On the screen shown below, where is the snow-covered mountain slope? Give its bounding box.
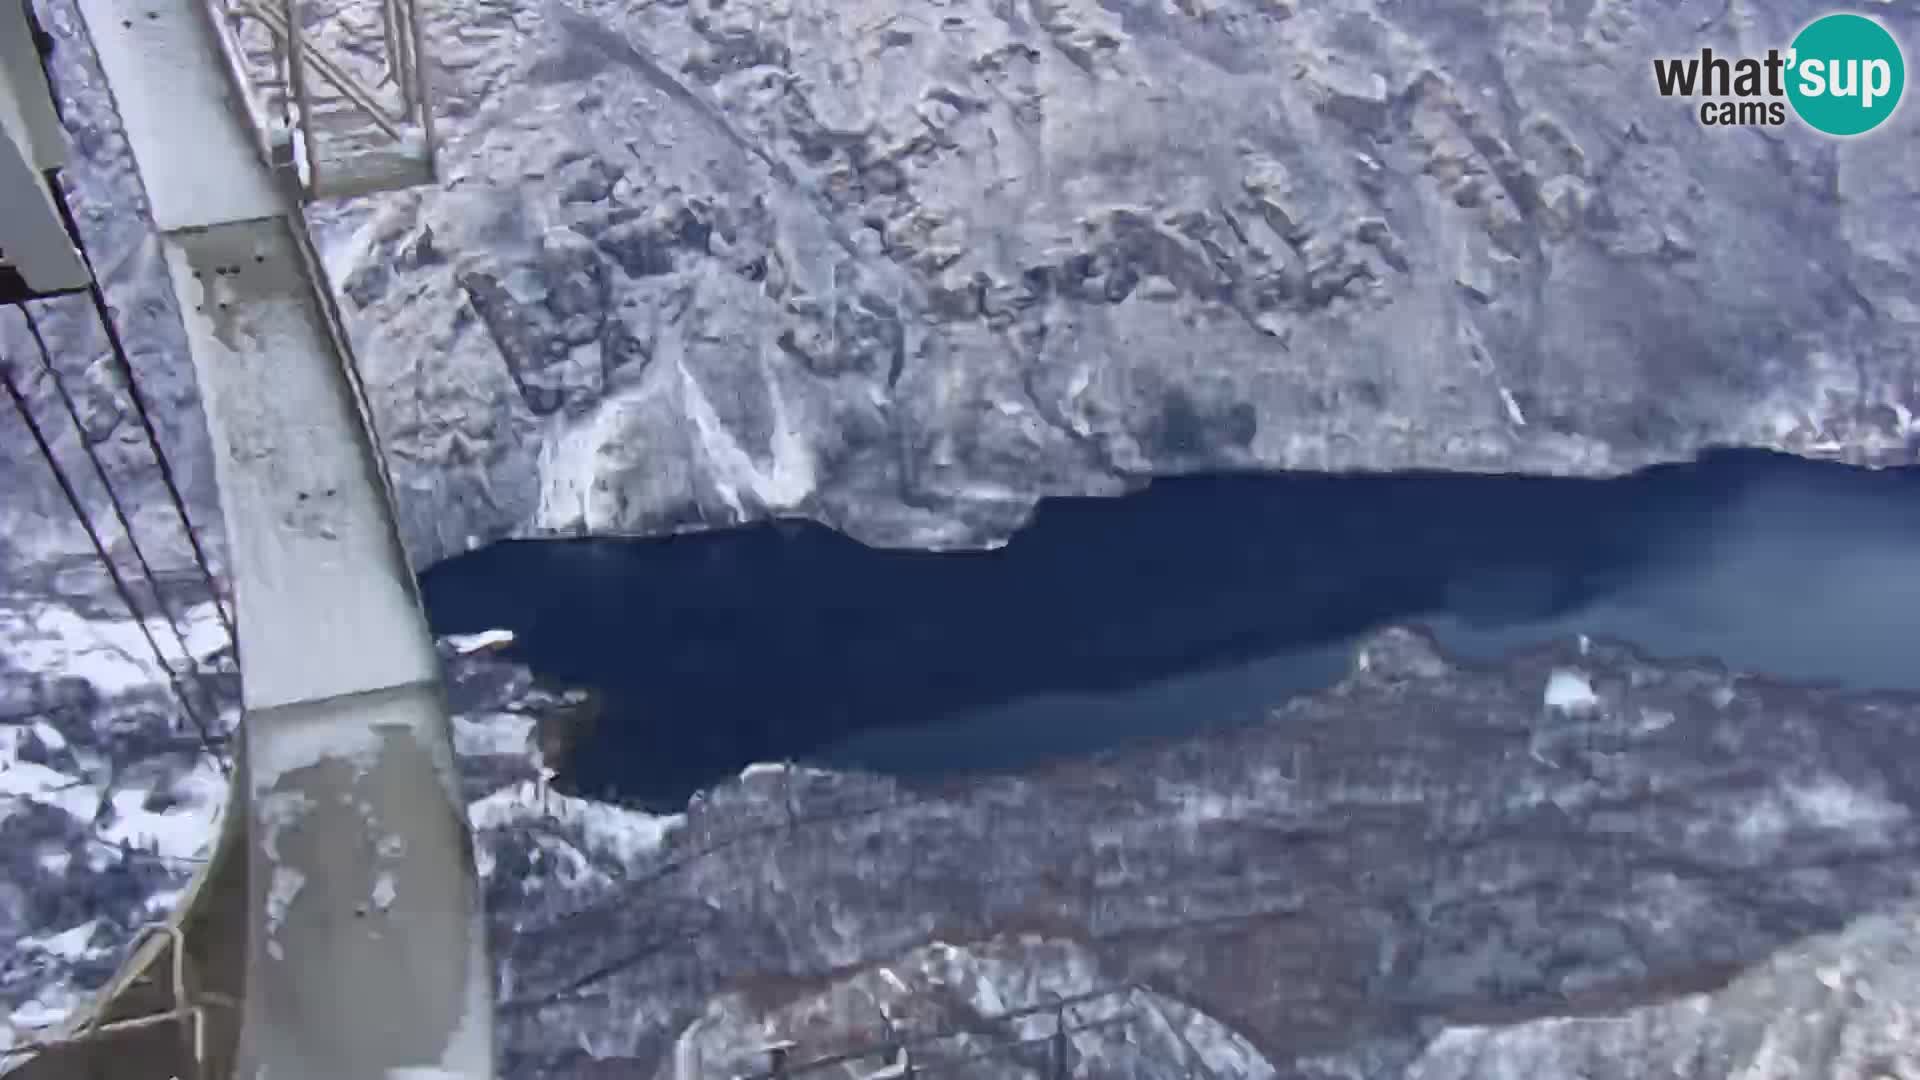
[0,601,233,1057]
[1406,901,1920,1080]
[327,0,1920,562]
[661,935,1280,1079]
[7,0,1920,1075]
[473,627,1920,1079]
[6,0,1920,585]
[9,616,1920,1079]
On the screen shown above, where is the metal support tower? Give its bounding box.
[0,0,89,303]
[0,0,484,1075]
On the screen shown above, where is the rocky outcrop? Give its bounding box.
[331,0,1920,563]
[1407,901,1920,1080]
[8,0,1920,581]
[660,935,1282,1079]
[8,0,1920,1077]
[9,615,1920,1078]
[477,627,1920,1078]
[0,600,233,1052]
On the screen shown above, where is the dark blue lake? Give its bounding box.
[419,450,1920,810]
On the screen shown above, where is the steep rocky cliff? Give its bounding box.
[471,626,1920,1078]
[334,0,1920,564]
[7,0,1920,582]
[0,601,234,1051]
[7,617,1920,1078]
[6,0,1920,1076]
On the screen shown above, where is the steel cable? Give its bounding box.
[1,354,229,773]
[44,174,235,645]
[14,306,205,675]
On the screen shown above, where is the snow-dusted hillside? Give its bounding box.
[0,601,233,1055]
[10,611,1920,1079]
[6,0,1920,586]
[325,0,1920,563]
[663,935,1280,1079]
[7,0,1920,1074]
[474,626,1920,1078]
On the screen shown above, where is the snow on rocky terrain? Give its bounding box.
[324,0,1920,564]
[663,935,1281,1079]
[7,0,1920,1075]
[464,626,1920,1079]
[10,603,1920,1079]
[0,601,233,1056]
[7,0,1920,582]
[1405,902,1920,1080]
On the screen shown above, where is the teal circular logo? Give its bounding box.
[1787,13,1905,136]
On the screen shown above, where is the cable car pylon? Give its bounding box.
[0,0,486,1076]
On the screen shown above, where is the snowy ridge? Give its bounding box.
[89,758,227,866]
[0,601,228,701]
[0,596,233,1054]
[667,935,1279,1080]
[10,589,1920,1080]
[1543,668,1600,713]
[447,628,516,656]
[452,710,535,759]
[0,622,523,1056]
[0,625,629,1055]
[467,780,683,883]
